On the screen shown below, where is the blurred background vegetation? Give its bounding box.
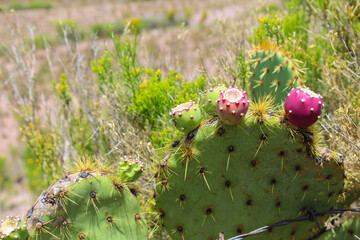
[0,0,360,237]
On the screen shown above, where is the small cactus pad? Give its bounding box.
[0,216,28,240]
[216,87,249,125]
[26,171,148,239]
[156,105,345,239]
[285,87,323,128]
[249,47,301,104]
[320,217,360,240]
[171,101,202,133]
[199,85,227,115]
[118,156,144,182]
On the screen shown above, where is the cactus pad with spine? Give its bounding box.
[155,102,345,239]
[26,171,148,240]
[249,47,302,104]
[0,216,28,240]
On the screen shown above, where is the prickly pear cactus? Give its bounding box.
[26,162,148,240]
[155,96,345,239]
[0,216,28,240]
[249,45,302,104]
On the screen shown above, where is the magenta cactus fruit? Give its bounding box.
[170,101,202,132]
[285,87,323,128]
[216,87,249,125]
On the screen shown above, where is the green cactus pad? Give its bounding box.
[200,85,227,115]
[156,112,345,239]
[249,47,302,104]
[320,217,360,240]
[118,156,144,182]
[26,171,148,240]
[0,216,28,240]
[170,101,202,133]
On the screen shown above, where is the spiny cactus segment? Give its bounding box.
[156,95,345,240]
[0,216,28,240]
[199,84,227,115]
[118,155,144,182]
[249,46,302,104]
[285,87,323,128]
[170,101,202,133]
[216,87,249,125]
[26,164,148,239]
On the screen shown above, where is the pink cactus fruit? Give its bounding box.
[216,87,249,125]
[285,87,324,128]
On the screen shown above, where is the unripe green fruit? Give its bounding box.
[170,101,202,133]
[118,155,143,182]
[199,85,227,115]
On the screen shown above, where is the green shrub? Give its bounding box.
[28,1,52,10]
[7,0,52,11]
[55,19,79,39]
[28,34,58,49]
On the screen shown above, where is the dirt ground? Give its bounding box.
[0,0,279,219]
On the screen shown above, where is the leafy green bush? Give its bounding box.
[55,19,80,40]
[28,1,52,10]
[7,0,52,11]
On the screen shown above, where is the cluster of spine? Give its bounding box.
[0,216,28,240]
[248,46,302,104]
[23,158,148,240]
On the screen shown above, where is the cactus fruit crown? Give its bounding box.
[171,100,202,133]
[156,86,344,239]
[0,216,28,240]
